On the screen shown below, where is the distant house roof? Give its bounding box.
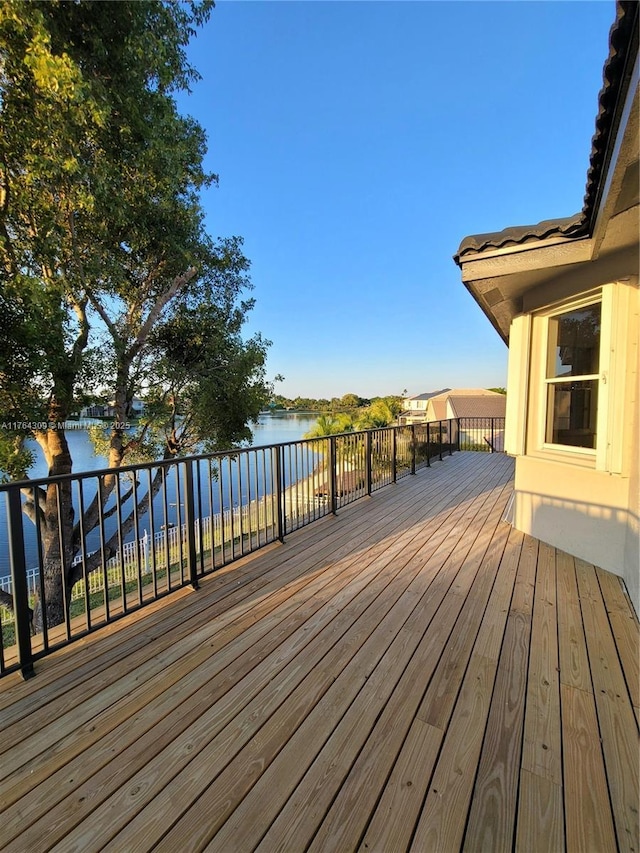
[407,388,451,402]
[426,388,505,421]
[428,388,502,401]
[448,394,506,419]
[454,1,638,265]
[429,399,448,421]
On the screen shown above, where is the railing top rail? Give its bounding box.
[0,418,504,492]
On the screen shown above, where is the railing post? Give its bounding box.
[410,425,416,475]
[6,488,35,679]
[391,427,397,483]
[456,417,461,452]
[426,424,431,467]
[182,460,199,590]
[449,419,453,456]
[329,436,338,515]
[365,431,372,496]
[439,421,443,462]
[272,445,285,542]
[490,418,495,453]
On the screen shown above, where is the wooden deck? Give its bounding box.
[0,452,637,852]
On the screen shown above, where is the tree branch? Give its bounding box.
[69,294,90,368]
[85,286,119,340]
[68,466,166,587]
[128,266,197,359]
[20,484,47,525]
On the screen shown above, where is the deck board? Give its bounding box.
[462,533,535,853]
[0,452,637,853]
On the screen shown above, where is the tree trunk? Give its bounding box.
[31,423,75,632]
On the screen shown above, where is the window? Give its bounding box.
[514,281,633,472]
[544,302,601,450]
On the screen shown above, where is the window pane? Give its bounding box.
[548,304,600,378]
[546,380,598,448]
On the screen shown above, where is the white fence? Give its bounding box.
[0,502,261,624]
[1,469,339,626]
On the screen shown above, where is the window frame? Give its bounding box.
[530,289,612,467]
[542,297,602,453]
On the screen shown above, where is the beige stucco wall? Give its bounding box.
[622,283,639,612]
[513,458,638,612]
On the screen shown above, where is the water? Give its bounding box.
[0,413,321,577]
[21,412,320,479]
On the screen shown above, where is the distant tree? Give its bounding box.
[488,387,507,395]
[339,393,360,409]
[356,400,396,429]
[370,395,403,418]
[303,414,354,439]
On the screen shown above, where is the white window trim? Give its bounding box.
[523,281,634,474]
[504,314,531,456]
[531,289,608,467]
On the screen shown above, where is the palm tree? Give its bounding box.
[303,414,354,439]
[355,400,395,429]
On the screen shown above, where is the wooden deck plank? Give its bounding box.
[0,453,635,853]
[556,550,618,853]
[462,533,537,853]
[404,528,523,853]
[596,566,640,719]
[556,549,592,693]
[357,719,443,853]
[516,541,565,851]
[520,541,562,784]
[515,770,564,853]
[575,559,640,853]
[561,682,617,853]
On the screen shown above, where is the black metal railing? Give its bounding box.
[0,417,504,679]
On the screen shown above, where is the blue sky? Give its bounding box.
[177,0,614,399]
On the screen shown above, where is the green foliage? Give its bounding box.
[147,300,272,455]
[340,393,369,409]
[303,414,355,439]
[0,0,275,624]
[271,393,403,416]
[488,387,506,395]
[0,0,268,475]
[355,400,396,429]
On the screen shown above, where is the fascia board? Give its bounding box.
[592,54,640,255]
[459,236,593,283]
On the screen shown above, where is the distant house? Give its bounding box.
[80,404,107,419]
[399,389,450,424]
[128,397,146,417]
[424,388,506,450]
[454,2,639,613]
[423,388,505,421]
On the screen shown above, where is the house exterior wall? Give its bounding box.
[506,277,639,614]
[623,297,639,610]
[402,398,428,411]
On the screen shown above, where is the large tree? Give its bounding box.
[0,1,273,628]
